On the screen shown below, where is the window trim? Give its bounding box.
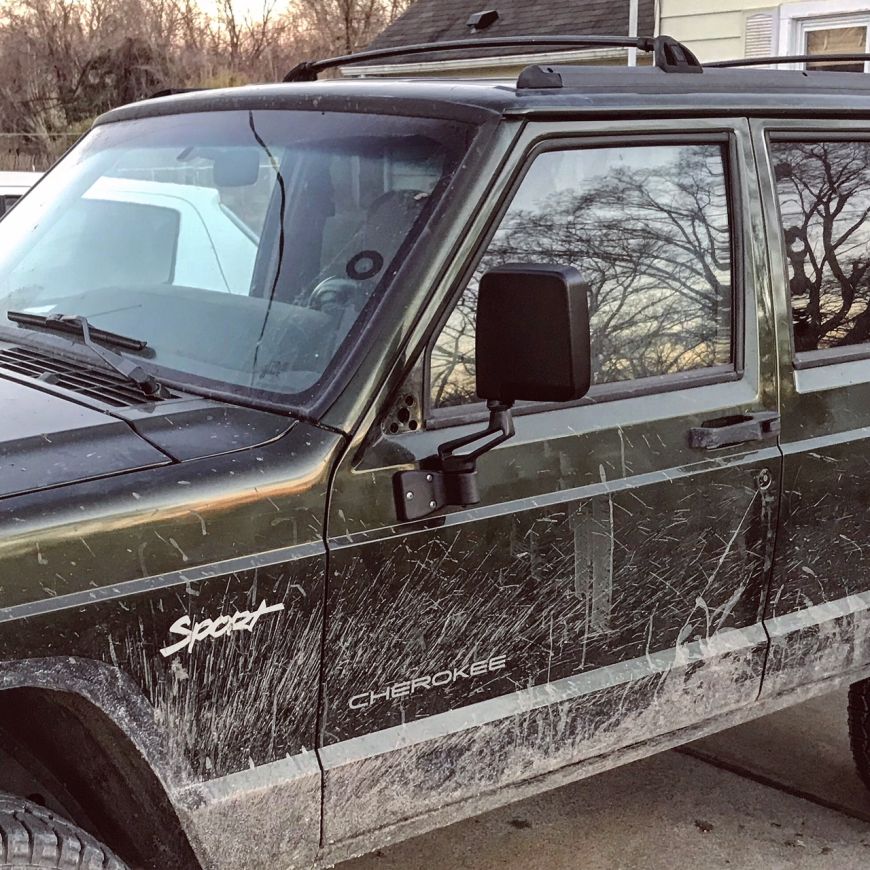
[427,365,739,431]
[424,130,746,427]
[768,130,870,369]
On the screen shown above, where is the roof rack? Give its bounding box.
[708,53,870,69]
[283,34,702,83]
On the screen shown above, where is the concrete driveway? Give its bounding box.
[342,689,870,869]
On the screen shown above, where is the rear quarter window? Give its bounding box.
[771,139,870,357]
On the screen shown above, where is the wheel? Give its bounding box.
[848,677,870,791]
[0,792,127,869]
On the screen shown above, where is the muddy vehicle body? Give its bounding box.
[2,33,870,870]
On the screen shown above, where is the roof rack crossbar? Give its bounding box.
[283,33,702,83]
[709,53,870,69]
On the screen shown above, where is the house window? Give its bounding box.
[805,22,868,70]
[782,2,870,72]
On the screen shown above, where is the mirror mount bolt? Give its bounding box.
[393,400,515,522]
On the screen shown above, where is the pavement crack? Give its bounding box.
[677,746,870,825]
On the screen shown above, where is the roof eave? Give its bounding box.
[342,47,629,78]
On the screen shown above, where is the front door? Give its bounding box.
[321,118,780,850]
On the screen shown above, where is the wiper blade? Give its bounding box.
[8,310,147,350]
[6,311,168,399]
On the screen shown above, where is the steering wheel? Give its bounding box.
[307,190,429,310]
[307,277,363,312]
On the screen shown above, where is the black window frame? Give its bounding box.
[767,129,870,371]
[423,130,745,429]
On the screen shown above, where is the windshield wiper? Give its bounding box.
[8,311,148,349]
[6,311,168,399]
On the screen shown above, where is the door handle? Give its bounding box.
[688,410,780,450]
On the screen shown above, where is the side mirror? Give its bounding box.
[476,263,592,403]
[394,263,592,522]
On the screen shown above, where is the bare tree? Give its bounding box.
[0,0,417,168]
[773,141,870,351]
[291,0,412,56]
[431,145,734,408]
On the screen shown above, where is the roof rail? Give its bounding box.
[708,53,870,69]
[282,34,702,83]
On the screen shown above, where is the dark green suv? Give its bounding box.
[2,33,870,870]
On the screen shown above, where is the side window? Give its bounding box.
[0,195,19,217]
[429,142,736,411]
[770,139,870,355]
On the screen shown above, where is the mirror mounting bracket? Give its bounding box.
[393,400,515,522]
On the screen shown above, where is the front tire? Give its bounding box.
[0,792,127,869]
[848,678,870,791]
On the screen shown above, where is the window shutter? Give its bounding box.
[745,12,775,60]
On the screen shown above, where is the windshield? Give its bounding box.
[0,109,471,404]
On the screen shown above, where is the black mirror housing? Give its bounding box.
[475,263,592,404]
[392,263,592,523]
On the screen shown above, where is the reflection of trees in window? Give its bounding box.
[773,141,870,352]
[431,144,734,410]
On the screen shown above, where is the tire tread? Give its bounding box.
[0,794,126,869]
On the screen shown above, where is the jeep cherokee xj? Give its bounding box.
[1,33,870,870]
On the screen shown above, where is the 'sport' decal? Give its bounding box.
[159,599,285,657]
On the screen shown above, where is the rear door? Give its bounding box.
[755,120,870,698]
[321,118,780,849]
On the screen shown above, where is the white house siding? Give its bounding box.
[662,0,870,64]
[660,0,779,62]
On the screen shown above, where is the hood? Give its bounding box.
[0,377,168,498]
[0,370,297,498]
